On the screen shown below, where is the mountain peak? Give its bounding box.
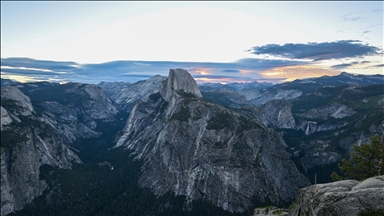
[339,71,354,77]
[160,68,202,101]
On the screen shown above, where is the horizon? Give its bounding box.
[1,2,383,84]
[1,61,381,86]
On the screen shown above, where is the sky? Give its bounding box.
[1,1,383,84]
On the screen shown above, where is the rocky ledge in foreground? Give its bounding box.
[289,175,384,216]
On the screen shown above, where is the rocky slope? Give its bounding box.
[1,86,81,216]
[98,75,165,112]
[284,84,384,180]
[17,82,119,144]
[200,72,384,108]
[199,81,273,108]
[116,69,310,213]
[239,99,296,129]
[289,175,384,216]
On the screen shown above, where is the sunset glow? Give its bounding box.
[1,1,382,84]
[261,65,340,82]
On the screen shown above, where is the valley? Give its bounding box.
[1,70,383,215]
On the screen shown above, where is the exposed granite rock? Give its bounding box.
[159,68,202,102]
[83,84,119,119]
[1,86,34,116]
[1,106,13,129]
[1,86,81,216]
[116,69,309,213]
[247,89,302,106]
[299,103,355,120]
[239,99,296,129]
[98,75,165,112]
[254,207,288,216]
[338,119,384,153]
[26,83,120,144]
[289,175,384,216]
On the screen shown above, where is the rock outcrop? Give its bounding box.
[98,75,165,112]
[116,69,309,213]
[20,82,119,144]
[246,89,302,106]
[240,100,296,129]
[254,207,288,216]
[289,175,384,216]
[159,68,202,101]
[1,86,81,216]
[299,103,355,120]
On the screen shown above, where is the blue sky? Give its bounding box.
[1,1,383,84]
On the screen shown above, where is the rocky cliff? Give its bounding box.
[159,68,202,101]
[98,75,165,112]
[116,69,309,213]
[289,175,384,216]
[18,82,119,144]
[285,85,384,179]
[1,86,81,216]
[239,99,296,129]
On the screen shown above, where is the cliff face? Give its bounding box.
[240,99,296,129]
[1,86,81,216]
[159,68,202,102]
[21,82,119,144]
[289,175,384,216]
[116,69,309,212]
[287,85,384,175]
[98,75,165,112]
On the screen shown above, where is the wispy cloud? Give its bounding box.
[1,65,53,72]
[331,63,354,70]
[365,64,384,69]
[342,16,362,22]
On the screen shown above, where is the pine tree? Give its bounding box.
[331,135,384,181]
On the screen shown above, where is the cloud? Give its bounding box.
[361,61,371,64]
[248,40,382,61]
[331,63,354,70]
[371,9,384,13]
[1,53,382,85]
[194,76,254,84]
[330,61,375,70]
[260,65,339,82]
[221,69,240,73]
[1,66,53,72]
[365,64,384,69]
[1,58,79,70]
[342,16,361,21]
[362,30,370,34]
[234,58,306,69]
[193,74,252,80]
[133,62,151,66]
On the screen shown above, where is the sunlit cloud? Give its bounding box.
[1,73,44,83]
[1,65,53,72]
[192,68,213,75]
[260,65,339,82]
[195,77,253,84]
[69,64,82,68]
[133,62,151,66]
[1,56,382,85]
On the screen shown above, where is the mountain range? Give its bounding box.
[1,70,383,215]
